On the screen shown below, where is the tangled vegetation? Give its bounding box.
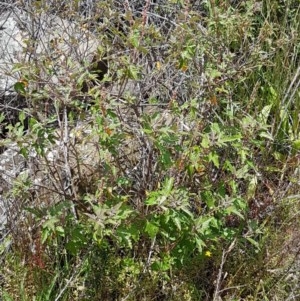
[0,0,299,300]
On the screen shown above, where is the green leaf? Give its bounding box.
[14,81,26,94]
[202,191,215,209]
[201,134,210,148]
[41,228,51,244]
[196,216,219,235]
[292,139,300,150]
[173,216,182,231]
[66,240,80,255]
[0,113,5,123]
[129,29,140,48]
[1,291,14,301]
[219,134,242,144]
[208,151,219,168]
[160,149,172,167]
[259,131,274,141]
[195,237,206,253]
[55,226,65,237]
[247,176,257,199]
[225,206,244,219]
[235,164,249,179]
[207,68,222,80]
[42,217,59,231]
[127,65,140,80]
[151,256,172,272]
[145,191,160,205]
[246,237,260,251]
[163,177,174,195]
[259,104,272,124]
[145,221,159,239]
[19,111,26,124]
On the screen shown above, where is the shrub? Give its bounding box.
[0,0,299,300]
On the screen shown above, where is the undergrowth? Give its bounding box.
[0,0,299,300]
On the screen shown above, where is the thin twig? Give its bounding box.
[213,239,236,301]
